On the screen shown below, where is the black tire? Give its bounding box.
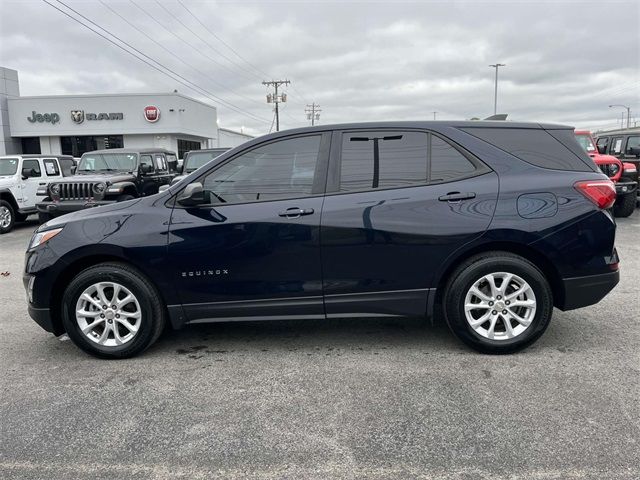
[14,212,29,222]
[613,192,636,218]
[117,194,135,202]
[443,252,553,354]
[38,212,52,224]
[61,262,166,359]
[0,200,15,234]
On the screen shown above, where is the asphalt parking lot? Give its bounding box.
[0,214,638,480]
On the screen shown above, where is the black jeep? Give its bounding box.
[37,148,176,222]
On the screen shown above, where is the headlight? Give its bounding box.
[107,185,123,193]
[610,164,620,175]
[29,227,63,249]
[50,183,60,195]
[93,182,106,195]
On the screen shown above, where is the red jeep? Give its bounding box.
[575,130,637,217]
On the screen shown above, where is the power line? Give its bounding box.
[154,0,258,82]
[44,0,270,125]
[175,0,271,80]
[98,0,263,109]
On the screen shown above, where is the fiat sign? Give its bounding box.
[144,105,160,123]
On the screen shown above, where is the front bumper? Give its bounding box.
[23,273,61,334]
[614,181,637,196]
[37,199,116,217]
[558,270,620,311]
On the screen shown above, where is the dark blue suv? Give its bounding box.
[24,121,620,358]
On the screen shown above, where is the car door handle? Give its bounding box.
[278,207,315,218]
[438,192,476,202]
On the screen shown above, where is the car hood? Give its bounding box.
[59,173,136,184]
[40,197,143,229]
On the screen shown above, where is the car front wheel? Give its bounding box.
[613,192,636,218]
[61,262,166,358]
[444,252,553,354]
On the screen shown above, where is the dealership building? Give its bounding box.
[0,66,253,158]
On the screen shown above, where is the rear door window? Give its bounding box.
[430,135,477,182]
[43,158,60,176]
[462,127,594,171]
[611,137,623,155]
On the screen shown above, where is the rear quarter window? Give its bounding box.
[461,127,595,172]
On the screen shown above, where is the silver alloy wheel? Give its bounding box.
[75,282,142,347]
[0,205,11,228]
[464,272,537,341]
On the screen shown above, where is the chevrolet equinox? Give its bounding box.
[24,122,620,358]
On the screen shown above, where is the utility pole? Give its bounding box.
[609,104,631,129]
[305,103,322,126]
[489,63,506,115]
[262,79,290,131]
[432,111,437,120]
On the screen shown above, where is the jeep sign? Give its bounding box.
[144,105,160,123]
[27,111,60,124]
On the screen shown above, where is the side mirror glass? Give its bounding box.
[597,145,607,155]
[21,168,34,179]
[140,164,153,174]
[177,182,205,206]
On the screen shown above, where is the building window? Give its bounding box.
[60,135,123,157]
[21,137,41,154]
[178,139,201,159]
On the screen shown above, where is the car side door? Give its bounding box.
[167,133,331,323]
[19,158,44,208]
[320,129,499,318]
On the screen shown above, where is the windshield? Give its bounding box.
[574,133,596,153]
[77,153,137,173]
[185,150,227,172]
[0,158,19,176]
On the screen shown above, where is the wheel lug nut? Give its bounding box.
[502,310,507,315]
[116,314,120,318]
[497,295,502,300]
[102,305,107,309]
[489,301,494,306]
[492,310,497,315]
[100,314,105,318]
[111,305,116,309]
[505,301,510,305]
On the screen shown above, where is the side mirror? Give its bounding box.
[140,164,153,174]
[158,184,170,193]
[177,165,184,174]
[71,165,77,174]
[597,145,607,155]
[21,168,34,179]
[177,182,205,206]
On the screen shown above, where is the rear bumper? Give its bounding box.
[558,270,620,311]
[37,200,116,217]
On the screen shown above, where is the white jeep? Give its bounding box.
[0,154,75,234]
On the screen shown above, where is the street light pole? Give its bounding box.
[489,63,506,115]
[609,104,631,129]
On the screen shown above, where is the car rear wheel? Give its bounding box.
[444,252,553,354]
[0,200,15,234]
[613,192,636,218]
[61,262,166,358]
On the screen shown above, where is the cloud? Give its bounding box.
[0,0,638,136]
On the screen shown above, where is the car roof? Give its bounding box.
[0,154,74,159]
[82,148,177,155]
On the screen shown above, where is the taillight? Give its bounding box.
[574,180,617,209]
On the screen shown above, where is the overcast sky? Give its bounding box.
[1,0,638,136]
